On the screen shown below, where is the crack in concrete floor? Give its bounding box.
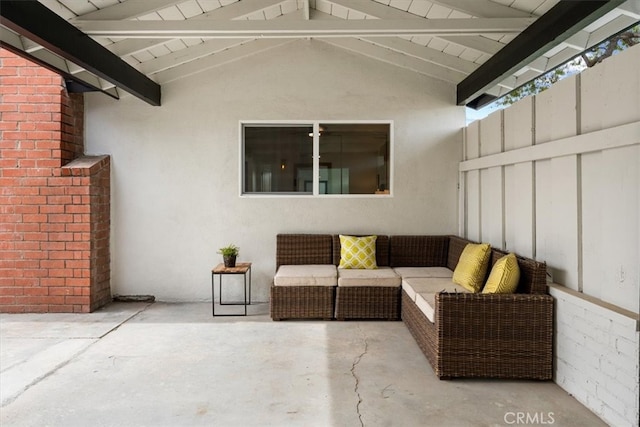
[1,303,610,426]
[350,325,369,427]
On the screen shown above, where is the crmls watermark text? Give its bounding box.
[504,412,555,425]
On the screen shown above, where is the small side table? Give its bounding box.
[211,262,251,316]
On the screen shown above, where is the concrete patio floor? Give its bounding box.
[1,302,605,427]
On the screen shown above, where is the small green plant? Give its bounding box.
[217,244,239,257]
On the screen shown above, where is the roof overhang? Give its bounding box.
[458,0,626,107]
[0,0,635,108]
[0,0,161,106]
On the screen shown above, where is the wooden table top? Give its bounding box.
[212,262,251,274]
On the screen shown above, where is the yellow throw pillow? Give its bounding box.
[452,243,491,293]
[482,253,520,294]
[339,235,378,269]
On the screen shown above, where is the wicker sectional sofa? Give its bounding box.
[270,233,554,380]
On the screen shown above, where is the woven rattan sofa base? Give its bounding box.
[270,285,335,320]
[335,286,400,320]
[402,290,554,380]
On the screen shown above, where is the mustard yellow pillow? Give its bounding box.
[339,235,378,269]
[482,253,520,294]
[452,243,491,293]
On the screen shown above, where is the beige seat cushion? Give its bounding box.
[415,292,437,323]
[402,277,470,322]
[393,267,453,279]
[274,265,337,287]
[401,277,468,301]
[337,267,401,287]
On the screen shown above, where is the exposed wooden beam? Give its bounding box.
[141,39,250,75]
[153,39,294,84]
[311,9,477,75]
[457,0,625,107]
[72,0,184,21]
[319,37,466,83]
[191,0,291,21]
[363,36,477,74]
[438,35,504,55]
[0,0,161,106]
[0,27,120,99]
[76,18,534,38]
[325,0,508,54]
[428,0,534,18]
[107,38,167,57]
[101,0,297,57]
[71,0,298,22]
[145,9,303,77]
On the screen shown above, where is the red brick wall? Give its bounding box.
[0,49,111,313]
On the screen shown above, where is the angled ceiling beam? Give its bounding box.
[1,26,119,99]
[102,0,288,57]
[319,37,466,83]
[325,0,522,21]
[76,18,534,38]
[0,0,161,106]
[457,0,625,107]
[364,36,478,74]
[154,39,294,84]
[71,0,184,21]
[325,0,508,54]
[428,0,534,18]
[311,9,477,75]
[191,0,292,21]
[71,0,301,22]
[149,9,304,83]
[141,39,251,75]
[142,6,308,76]
[438,35,504,55]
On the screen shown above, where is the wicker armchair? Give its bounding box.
[270,234,335,320]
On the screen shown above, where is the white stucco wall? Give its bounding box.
[85,40,463,302]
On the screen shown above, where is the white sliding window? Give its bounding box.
[241,121,392,196]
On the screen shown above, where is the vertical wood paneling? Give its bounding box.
[581,151,604,299]
[466,170,481,241]
[535,77,577,144]
[504,97,533,151]
[581,43,640,134]
[582,146,639,312]
[466,120,480,160]
[480,167,503,248]
[480,111,502,156]
[462,45,639,312]
[505,162,534,257]
[535,156,580,289]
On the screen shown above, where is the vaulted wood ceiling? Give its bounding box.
[2,0,638,107]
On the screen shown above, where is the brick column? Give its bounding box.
[0,49,111,313]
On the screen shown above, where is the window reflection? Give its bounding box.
[242,123,391,195]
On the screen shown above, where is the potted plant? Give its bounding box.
[218,244,239,268]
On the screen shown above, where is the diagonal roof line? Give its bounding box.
[1,27,120,99]
[103,0,295,58]
[458,0,625,108]
[0,0,161,106]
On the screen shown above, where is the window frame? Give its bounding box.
[239,120,394,198]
